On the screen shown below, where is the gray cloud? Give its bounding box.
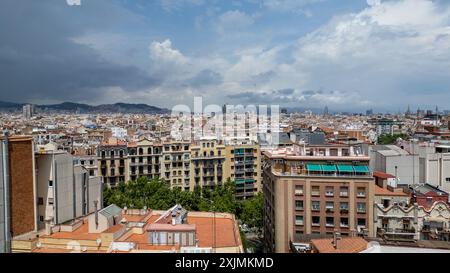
[0,0,158,103]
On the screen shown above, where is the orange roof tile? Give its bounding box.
[311,237,368,253]
[374,185,408,196]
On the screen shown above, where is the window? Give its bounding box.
[340,186,348,197]
[295,185,304,195]
[312,201,320,211]
[39,216,44,222]
[340,202,349,212]
[312,216,320,226]
[340,218,349,227]
[38,197,44,205]
[326,217,334,227]
[357,218,366,228]
[357,187,366,197]
[48,180,53,187]
[295,200,304,210]
[48,198,54,205]
[446,177,450,182]
[325,187,334,196]
[325,202,334,212]
[311,186,320,196]
[357,203,366,213]
[295,216,304,226]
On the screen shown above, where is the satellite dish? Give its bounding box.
[36,242,42,248]
[96,238,102,246]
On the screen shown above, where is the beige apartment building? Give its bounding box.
[97,139,261,199]
[162,141,191,191]
[225,143,261,199]
[262,144,375,253]
[128,139,162,182]
[190,140,226,190]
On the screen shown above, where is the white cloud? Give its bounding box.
[149,39,188,65]
[160,0,205,12]
[216,10,255,34]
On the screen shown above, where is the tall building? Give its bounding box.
[22,104,34,119]
[0,135,37,253]
[128,139,162,182]
[225,143,261,199]
[98,139,128,186]
[162,141,191,190]
[35,147,103,231]
[190,140,226,190]
[262,144,375,253]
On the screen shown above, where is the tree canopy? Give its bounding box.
[103,177,263,234]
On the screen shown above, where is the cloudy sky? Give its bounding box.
[1,0,450,112]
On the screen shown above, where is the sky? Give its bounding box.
[1,0,450,112]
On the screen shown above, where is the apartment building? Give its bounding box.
[190,140,225,190]
[262,143,375,253]
[162,141,191,190]
[128,139,162,182]
[96,139,262,198]
[77,155,99,177]
[0,135,37,253]
[35,148,103,231]
[98,139,128,187]
[225,143,261,199]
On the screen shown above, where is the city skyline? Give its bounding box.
[1,0,450,112]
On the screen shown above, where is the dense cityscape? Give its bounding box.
[2,2,450,268]
[1,103,450,253]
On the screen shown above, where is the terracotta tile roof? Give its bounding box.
[41,222,101,241]
[189,216,240,248]
[374,185,408,196]
[373,171,396,179]
[311,237,368,253]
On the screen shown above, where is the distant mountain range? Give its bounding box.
[0,101,170,114]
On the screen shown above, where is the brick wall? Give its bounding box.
[9,138,35,236]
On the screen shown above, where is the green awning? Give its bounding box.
[306,164,322,172]
[235,179,245,185]
[321,165,337,172]
[353,165,370,173]
[337,165,354,173]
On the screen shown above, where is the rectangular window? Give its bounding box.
[357,203,366,213]
[340,218,349,227]
[340,202,349,212]
[326,217,334,227]
[312,201,320,211]
[325,187,334,196]
[295,215,304,226]
[446,177,450,182]
[357,218,366,228]
[39,216,44,222]
[340,186,348,197]
[295,200,304,210]
[48,180,53,187]
[295,185,304,195]
[325,202,334,212]
[38,197,44,205]
[357,187,366,197]
[312,216,320,226]
[311,186,320,196]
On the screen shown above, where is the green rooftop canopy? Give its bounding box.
[321,165,337,172]
[306,164,322,172]
[337,165,354,173]
[353,165,370,173]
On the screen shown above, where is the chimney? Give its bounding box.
[333,232,342,250]
[94,200,99,229]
